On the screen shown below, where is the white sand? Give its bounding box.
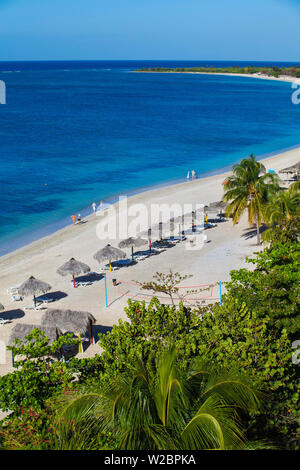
[0,147,299,378]
[184,72,300,85]
[137,70,300,85]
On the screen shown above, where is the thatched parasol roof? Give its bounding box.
[93,244,126,263]
[208,201,227,209]
[57,257,91,277]
[41,308,96,335]
[279,162,300,174]
[0,303,4,312]
[8,323,62,346]
[118,237,148,249]
[18,276,52,297]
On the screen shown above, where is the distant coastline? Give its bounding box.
[135,65,300,84]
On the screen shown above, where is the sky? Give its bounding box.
[0,0,299,61]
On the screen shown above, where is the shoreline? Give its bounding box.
[0,145,299,267]
[1,143,300,260]
[136,70,300,84]
[0,145,298,378]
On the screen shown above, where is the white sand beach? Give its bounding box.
[0,146,299,379]
[182,72,300,85]
[137,70,300,85]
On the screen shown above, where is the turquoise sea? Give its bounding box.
[0,60,300,255]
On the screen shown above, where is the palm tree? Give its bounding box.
[264,189,299,226]
[262,187,300,241]
[223,154,279,244]
[289,179,300,195]
[56,348,262,450]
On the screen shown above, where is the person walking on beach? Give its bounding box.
[71,214,76,225]
[192,169,196,180]
[187,171,190,181]
[98,200,103,211]
[92,201,97,214]
[77,214,82,224]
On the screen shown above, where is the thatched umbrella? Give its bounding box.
[41,308,96,344]
[57,257,90,288]
[208,201,227,216]
[93,244,126,269]
[279,162,300,174]
[8,323,62,346]
[119,237,148,261]
[118,237,147,249]
[18,276,52,307]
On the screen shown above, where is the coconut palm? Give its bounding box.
[223,154,279,244]
[262,187,300,242]
[264,189,300,226]
[56,348,262,450]
[289,179,300,195]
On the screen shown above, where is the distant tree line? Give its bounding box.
[136,65,300,78]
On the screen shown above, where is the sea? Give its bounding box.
[0,60,300,255]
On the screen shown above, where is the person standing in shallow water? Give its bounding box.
[92,202,96,214]
[71,214,76,225]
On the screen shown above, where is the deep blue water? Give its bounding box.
[0,60,300,255]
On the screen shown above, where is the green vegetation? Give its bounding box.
[135,65,300,78]
[223,153,279,244]
[0,156,299,450]
[57,348,263,450]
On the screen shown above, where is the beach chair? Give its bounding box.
[100,265,119,271]
[24,304,44,311]
[36,296,54,303]
[7,285,20,294]
[151,247,166,253]
[0,318,11,325]
[11,294,23,302]
[134,254,149,261]
[75,281,92,287]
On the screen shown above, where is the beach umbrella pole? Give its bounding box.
[104,274,108,308]
[73,274,76,288]
[90,322,93,344]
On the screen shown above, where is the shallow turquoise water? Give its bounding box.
[0,60,300,255]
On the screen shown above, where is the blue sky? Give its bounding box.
[0,0,299,61]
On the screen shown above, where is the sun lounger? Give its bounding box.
[112,259,135,267]
[11,294,23,302]
[134,249,160,257]
[75,281,92,287]
[24,304,44,311]
[36,296,54,303]
[134,254,149,261]
[7,285,20,294]
[151,247,166,253]
[0,318,11,325]
[100,265,119,271]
